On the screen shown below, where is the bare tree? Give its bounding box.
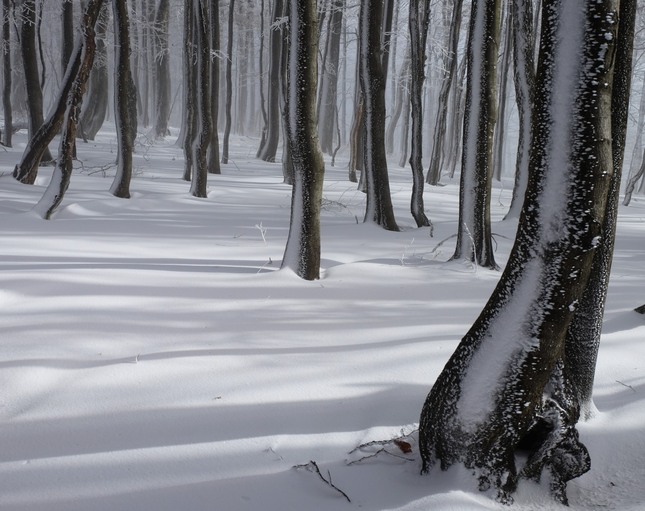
[220,0,235,164]
[2,0,12,147]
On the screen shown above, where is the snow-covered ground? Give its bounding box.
[1,127,644,510]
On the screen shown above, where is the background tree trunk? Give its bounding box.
[152,0,171,138]
[2,0,12,147]
[451,0,501,269]
[359,0,398,231]
[220,0,235,164]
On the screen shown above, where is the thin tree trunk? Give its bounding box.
[207,0,221,174]
[153,0,171,138]
[2,0,12,147]
[221,0,235,164]
[492,3,512,182]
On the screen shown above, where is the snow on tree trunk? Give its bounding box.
[565,0,636,420]
[280,0,324,281]
[110,0,136,199]
[34,0,104,219]
[451,0,501,269]
[419,0,619,504]
[359,0,398,231]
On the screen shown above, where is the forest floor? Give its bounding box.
[1,126,644,510]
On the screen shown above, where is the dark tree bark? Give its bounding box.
[504,0,536,220]
[34,0,104,219]
[419,0,620,504]
[79,2,109,141]
[426,0,463,186]
[13,37,85,184]
[152,0,171,138]
[181,0,196,181]
[2,0,12,147]
[61,0,74,75]
[110,0,137,199]
[359,0,398,231]
[492,4,512,182]
[20,0,53,166]
[407,0,431,228]
[207,0,221,174]
[279,0,292,184]
[564,0,636,419]
[257,0,283,162]
[256,0,268,152]
[281,0,324,281]
[450,0,501,269]
[190,0,212,198]
[220,0,234,164]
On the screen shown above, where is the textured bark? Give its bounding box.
[359,0,398,231]
[451,0,501,269]
[190,0,212,198]
[181,0,196,181]
[426,0,463,186]
[281,0,324,280]
[407,0,431,227]
[564,0,636,419]
[34,0,104,219]
[110,0,136,199]
[419,0,619,503]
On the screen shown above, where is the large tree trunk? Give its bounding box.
[407,0,431,228]
[564,0,636,419]
[20,0,53,171]
[359,0,398,231]
[419,0,620,504]
[34,0,104,219]
[110,0,136,199]
[181,0,196,181]
[281,0,324,281]
[504,0,536,220]
[450,0,501,269]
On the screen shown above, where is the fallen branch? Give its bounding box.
[293,460,351,503]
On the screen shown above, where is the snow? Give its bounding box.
[1,127,645,510]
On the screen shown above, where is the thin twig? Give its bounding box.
[293,460,351,503]
[616,380,636,392]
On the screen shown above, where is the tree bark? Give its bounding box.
[152,0,171,138]
[207,0,221,174]
[419,0,620,503]
[281,0,324,281]
[407,0,432,228]
[359,0,398,231]
[110,0,136,199]
[61,0,74,75]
